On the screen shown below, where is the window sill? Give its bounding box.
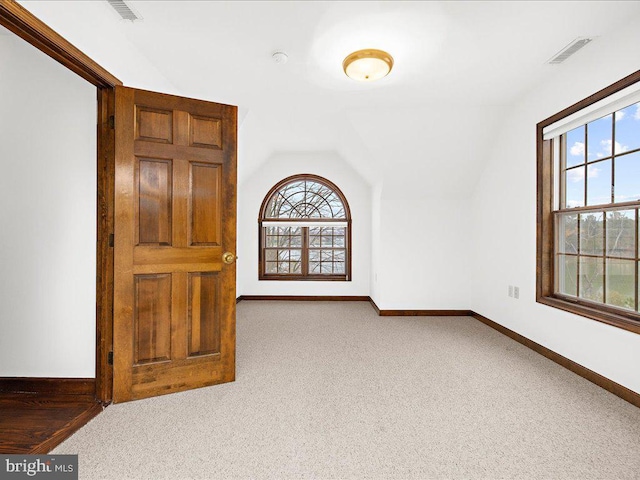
[537,295,640,335]
[259,275,349,282]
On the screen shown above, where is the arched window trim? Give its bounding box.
[258,174,352,281]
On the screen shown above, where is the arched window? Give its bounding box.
[259,174,351,281]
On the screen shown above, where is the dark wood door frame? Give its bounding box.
[0,0,120,402]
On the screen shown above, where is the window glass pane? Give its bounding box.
[277,202,295,218]
[282,235,294,248]
[321,235,333,247]
[309,250,320,261]
[328,194,346,218]
[290,250,301,261]
[306,193,332,217]
[279,183,305,218]
[265,227,277,247]
[606,210,636,258]
[329,199,345,218]
[278,261,290,273]
[614,151,640,203]
[335,250,345,262]
[587,115,612,161]
[266,235,278,247]
[334,236,345,247]
[291,235,302,247]
[321,250,333,261]
[557,254,577,297]
[265,250,276,261]
[266,262,278,274]
[614,102,640,154]
[566,126,585,168]
[579,257,603,302]
[334,262,345,274]
[558,214,578,254]
[565,166,585,208]
[292,261,302,274]
[579,212,604,256]
[265,181,305,218]
[286,192,306,216]
[321,263,333,274]
[277,250,290,261]
[309,235,321,247]
[285,181,306,194]
[605,259,635,310]
[309,261,320,273]
[586,160,611,206]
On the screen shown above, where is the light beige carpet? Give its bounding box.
[53,301,640,479]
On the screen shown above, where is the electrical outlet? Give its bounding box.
[514,286,519,299]
[508,285,513,297]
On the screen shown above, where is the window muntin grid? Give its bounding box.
[562,102,640,209]
[263,226,303,275]
[308,227,346,275]
[556,208,638,310]
[264,179,346,219]
[555,102,640,315]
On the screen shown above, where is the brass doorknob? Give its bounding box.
[222,252,237,264]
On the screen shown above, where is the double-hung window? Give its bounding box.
[537,71,640,333]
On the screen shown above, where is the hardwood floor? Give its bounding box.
[0,392,104,454]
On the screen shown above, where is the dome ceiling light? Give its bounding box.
[342,49,394,82]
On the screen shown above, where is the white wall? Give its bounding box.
[470,20,640,394]
[0,33,96,377]
[346,105,503,311]
[369,182,383,304]
[372,194,471,310]
[237,152,371,297]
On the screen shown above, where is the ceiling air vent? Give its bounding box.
[106,0,142,22]
[547,37,594,65]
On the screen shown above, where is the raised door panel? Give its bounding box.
[134,274,172,365]
[188,272,220,357]
[137,158,172,245]
[135,106,173,143]
[190,163,221,246]
[190,115,222,149]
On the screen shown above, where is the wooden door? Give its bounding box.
[113,86,237,402]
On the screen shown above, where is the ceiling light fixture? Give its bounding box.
[343,49,394,82]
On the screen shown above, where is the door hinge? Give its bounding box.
[107,351,113,366]
[108,115,115,129]
[108,233,114,247]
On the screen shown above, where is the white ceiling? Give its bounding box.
[17,1,640,194]
[114,1,639,107]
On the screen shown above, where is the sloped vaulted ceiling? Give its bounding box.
[19,0,640,195]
